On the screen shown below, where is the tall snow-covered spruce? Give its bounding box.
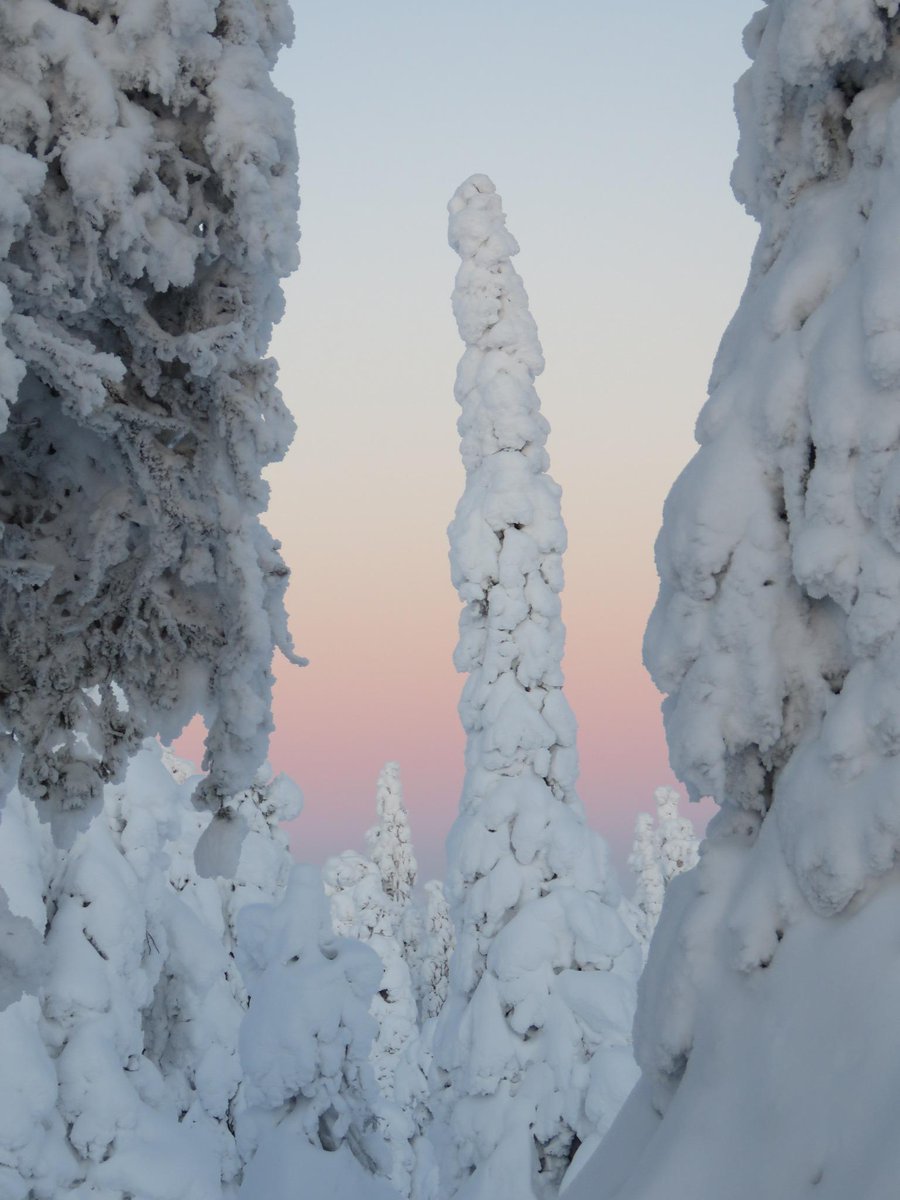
[434,176,639,1200]
[569,3,900,1198]
[0,0,302,838]
[367,761,418,910]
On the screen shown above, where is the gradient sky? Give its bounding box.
[181,0,761,881]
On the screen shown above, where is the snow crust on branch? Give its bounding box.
[0,0,302,834]
[435,175,639,1199]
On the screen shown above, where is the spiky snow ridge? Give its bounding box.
[569,4,900,1198]
[435,175,639,1199]
[0,0,302,838]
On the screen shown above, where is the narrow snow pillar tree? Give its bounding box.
[434,176,638,1200]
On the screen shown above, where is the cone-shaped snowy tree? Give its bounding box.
[434,176,639,1200]
[323,850,434,1200]
[568,4,900,1198]
[367,762,418,908]
[622,788,698,953]
[0,0,302,838]
[419,880,454,1022]
[366,762,423,979]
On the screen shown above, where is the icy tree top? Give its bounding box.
[0,0,301,830]
[645,0,900,914]
[366,762,417,908]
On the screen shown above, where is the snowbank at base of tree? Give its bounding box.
[564,830,900,1200]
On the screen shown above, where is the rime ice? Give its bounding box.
[0,0,303,832]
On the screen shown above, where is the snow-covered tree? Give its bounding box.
[0,740,249,1198]
[323,849,435,1200]
[654,786,699,885]
[568,4,900,1198]
[623,813,664,948]
[0,0,302,839]
[418,880,454,1022]
[366,761,424,978]
[434,175,640,1200]
[367,762,418,908]
[236,864,395,1199]
[622,788,698,951]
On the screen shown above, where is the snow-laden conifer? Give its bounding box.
[0,0,302,837]
[434,175,639,1199]
[623,813,664,948]
[235,863,395,1195]
[323,850,435,1200]
[418,879,454,1022]
[622,788,698,951]
[0,740,247,1198]
[367,762,418,908]
[653,786,699,886]
[366,762,423,978]
[568,4,900,1197]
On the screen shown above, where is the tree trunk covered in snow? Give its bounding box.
[0,0,302,839]
[569,4,900,1199]
[435,176,638,1200]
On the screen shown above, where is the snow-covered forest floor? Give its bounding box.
[3,0,900,1197]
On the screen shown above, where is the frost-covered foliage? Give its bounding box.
[435,175,639,1200]
[367,762,418,908]
[569,4,900,1198]
[623,788,699,949]
[0,732,332,1199]
[366,762,423,979]
[0,0,302,835]
[0,740,248,1198]
[622,814,664,949]
[235,864,392,1192]
[324,850,396,942]
[654,787,699,885]
[323,849,435,1200]
[418,880,454,1022]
